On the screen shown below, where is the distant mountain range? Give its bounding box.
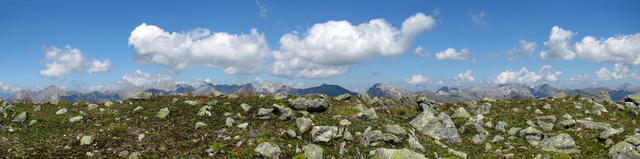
[6,82,640,103]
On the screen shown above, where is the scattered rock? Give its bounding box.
[225,117,235,127]
[29,119,38,126]
[543,103,552,110]
[371,148,427,159]
[257,108,274,120]
[508,127,522,136]
[87,103,98,110]
[296,117,314,133]
[285,129,296,138]
[311,126,338,142]
[495,121,507,132]
[410,110,461,143]
[69,116,83,123]
[452,107,471,119]
[593,91,612,103]
[12,111,27,123]
[303,144,323,159]
[626,93,640,105]
[195,122,207,129]
[132,106,143,112]
[625,102,637,109]
[237,123,249,129]
[33,105,41,112]
[198,105,212,116]
[273,104,294,120]
[156,107,169,119]
[600,127,624,139]
[357,108,378,120]
[289,97,330,112]
[80,135,93,145]
[129,92,152,100]
[255,142,281,159]
[384,124,407,136]
[593,103,609,113]
[539,133,580,154]
[56,108,67,115]
[184,100,199,106]
[241,103,252,112]
[448,148,468,159]
[104,101,114,107]
[334,94,352,101]
[339,119,351,127]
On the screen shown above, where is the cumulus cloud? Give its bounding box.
[120,69,172,86]
[256,0,268,18]
[414,46,430,57]
[39,45,111,79]
[469,11,487,28]
[540,26,577,60]
[0,81,22,93]
[406,74,431,85]
[453,70,475,84]
[435,48,472,60]
[568,74,589,84]
[272,13,436,78]
[575,33,640,66]
[128,23,270,74]
[87,59,111,73]
[595,63,629,81]
[494,65,562,85]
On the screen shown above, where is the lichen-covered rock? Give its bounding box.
[384,124,407,136]
[132,106,143,112]
[474,102,491,115]
[609,135,640,159]
[257,108,274,120]
[156,107,169,119]
[12,111,27,123]
[273,104,294,120]
[357,108,378,120]
[80,135,93,145]
[593,91,612,103]
[240,103,252,112]
[495,121,507,132]
[87,103,98,110]
[289,97,329,112]
[560,119,576,129]
[539,133,580,154]
[625,93,640,105]
[452,107,471,119]
[225,117,234,127]
[296,117,314,133]
[69,116,83,123]
[195,122,207,129]
[56,108,68,115]
[104,101,114,107]
[303,144,323,159]
[410,110,461,143]
[255,142,281,159]
[552,93,566,99]
[334,94,352,101]
[600,127,624,139]
[311,126,338,142]
[576,120,611,130]
[129,92,152,100]
[184,100,199,106]
[197,105,212,116]
[371,148,427,159]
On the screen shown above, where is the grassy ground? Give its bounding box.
[0,93,637,158]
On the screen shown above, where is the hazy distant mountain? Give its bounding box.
[366,83,412,99]
[7,83,356,103]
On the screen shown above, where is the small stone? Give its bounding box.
[448,148,468,159]
[133,106,143,112]
[372,148,427,159]
[311,126,338,142]
[12,112,27,123]
[296,117,314,133]
[56,108,67,115]
[80,135,93,145]
[339,119,351,127]
[452,107,471,119]
[534,109,544,114]
[86,152,94,157]
[384,124,407,136]
[257,108,273,119]
[495,121,507,132]
[225,117,235,127]
[255,142,281,159]
[33,105,41,112]
[104,101,114,107]
[357,108,378,120]
[303,144,323,159]
[28,119,38,126]
[237,123,249,129]
[491,135,505,142]
[198,106,212,116]
[118,151,129,157]
[69,115,83,123]
[600,127,624,139]
[87,103,99,110]
[184,100,199,106]
[156,107,169,118]
[240,103,252,112]
[285,129,296,138]
[195,122,207,129]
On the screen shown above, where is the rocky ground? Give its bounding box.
[1,91,640,158]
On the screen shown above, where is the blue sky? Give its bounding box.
[1,0,639,93]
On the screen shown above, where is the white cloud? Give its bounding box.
[406,74,431,85]
[87,59,111,73]
[40,45,87,78]
[568,74,589,84]
[453,70,475,84]
[414,46,430,57]
[128,23,270,74]
[470,11,486,28]
[575,33,640,66]
[494,65,562,85]
[88,85,119,92]
[272,13,436,78]
[0,81,22,93]
[435,48,471,60]
[120,69,172,86]
[540,26,576,60]
[39,45,111,79]
[488,39,537,61]
[595,63,629,81]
